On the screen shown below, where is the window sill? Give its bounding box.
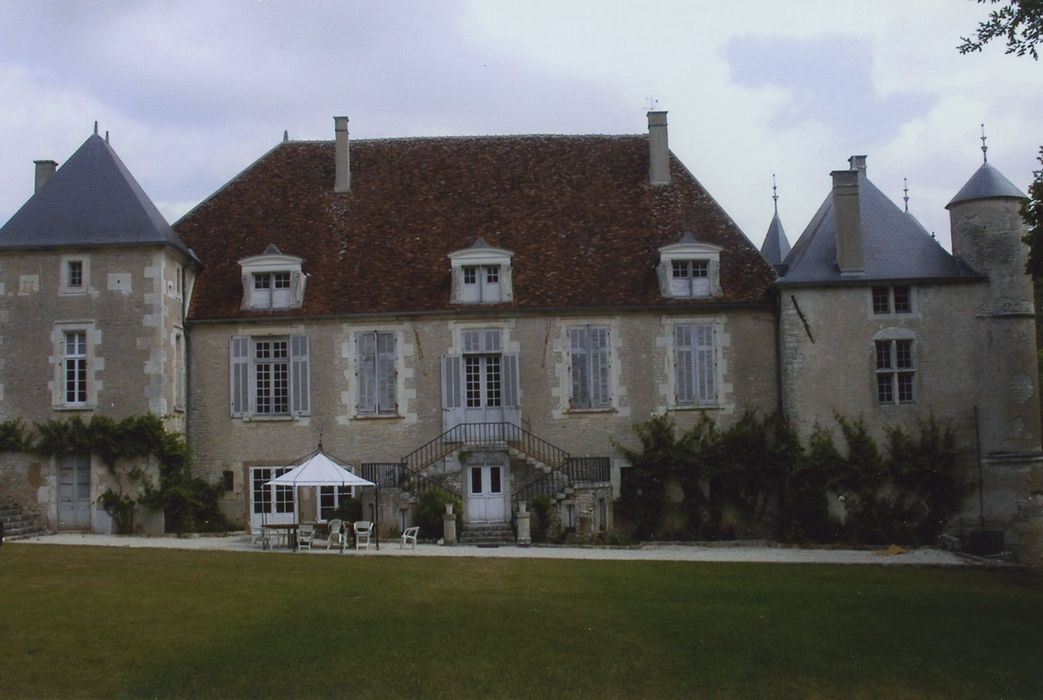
[241,415,299,422]
[565,407,616,415]
[668,404,722,411]
[53,404,94,412]
[352,413,404,421]
[59,289,89,296]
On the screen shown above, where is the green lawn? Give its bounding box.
[1,545,1041,699]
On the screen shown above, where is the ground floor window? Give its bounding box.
[319,485,354,521]
[875,339,915,404]
[251,467,295,516]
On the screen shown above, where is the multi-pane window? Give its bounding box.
[251,467,294,515]
[674,323,716,406]
[871,285,913,315]
[319,486,353,520]
[254,339,289,415]
[670,259,711,298]
[67,260,83,288]
[465,355,501,408]
[251,271,293,309]
[569,326,611,409]
[357,331,397,416]
[230,335,310,418]
[875,339,915,404]
[461,265,503,303]
[64,331,88,405]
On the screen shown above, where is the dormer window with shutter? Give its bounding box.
[657,235,722,299]
[238,245,306,310]
[448,237,513,304]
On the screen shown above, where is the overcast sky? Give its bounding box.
[0,0,1039,252]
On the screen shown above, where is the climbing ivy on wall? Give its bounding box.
[0,414,228,533]
[615,412,967,546]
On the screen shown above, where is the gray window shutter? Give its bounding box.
[674,325,694,405]
[591,327,611,408]
[290,335,310,416]
[657,260,671,297]
[442,354,462,410]
[230,336,250,417]
[503,353,520,408]
[569,327,589,408]
[451,267,463,303]
[502,265,514,302]
[377,332,397,414]
[357,333,377,414]
[694,324,715,404]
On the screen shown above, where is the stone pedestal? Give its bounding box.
[516,503,531,546]
[577,513,593,538]
[442,504,457,545]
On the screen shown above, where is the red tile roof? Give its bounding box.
[175,135,775,320]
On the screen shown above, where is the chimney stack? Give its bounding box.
[832,162,864,274]
[647,111,670,186]
[848,154,867,174]
[334,116,351,193]
[34,160,57,193]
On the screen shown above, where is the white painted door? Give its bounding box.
[249,466,297,530]
[58,454,91,530]
[467,464,506,523]
[463,354,504,425]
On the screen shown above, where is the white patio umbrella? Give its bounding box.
[266,447,380,548]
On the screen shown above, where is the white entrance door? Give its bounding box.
[249,467,297,530]
[467,464,506,523]
[463,354,505,426]
[58,454,91,530]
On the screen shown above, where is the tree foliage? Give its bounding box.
[959,0,1043,59]
[1024,149,1043,277]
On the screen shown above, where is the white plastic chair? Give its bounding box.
[326,519,345,551]
[400,526,419,549]
[297,524,315,551]
[354,521,373,550]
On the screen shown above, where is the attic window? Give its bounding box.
[657,236,722,299]
[238,245,306,311]
[448,238,514,305]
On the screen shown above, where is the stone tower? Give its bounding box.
[947,160,1043,562]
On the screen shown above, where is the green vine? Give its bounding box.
[0,414,227,534]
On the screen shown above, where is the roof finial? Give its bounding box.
[771,173,779,215]
[93,121,98,136]
[980,123,988,163]
[903,177,909,213]
[318,428,324,452]
[283,129,289,143]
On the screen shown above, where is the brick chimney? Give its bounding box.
[334,116,350,193]
[832,157,865,274]
[34,160,57,193]
[647,111,670,186]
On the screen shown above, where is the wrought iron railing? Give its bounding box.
[360,462,458,499]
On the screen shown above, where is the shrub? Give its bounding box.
[415,489,462,540]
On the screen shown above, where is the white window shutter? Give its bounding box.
[240,274,251,309]
[503,353,521,408]
[290,335,310,415]
[709,259,722,297]
[591,327,611,408]
[357,333,376,414]
[230,336,250,417]
[674,325,694,405]
[451,267,463,303]
[442,355,462,410]
[569,327,589,408]
[695,324,716,404]
[502,265,514,302]
[291,271,306,307]
[657,260,671,297]
[377,332,397,414]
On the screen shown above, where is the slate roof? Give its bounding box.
[0,134,194,259]
[780,169,979,286]
[176,135,776,321]
[947,161,1027,208]
[759,211,790,266]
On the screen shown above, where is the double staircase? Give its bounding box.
[1,500,45,540]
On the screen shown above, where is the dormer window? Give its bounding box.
[657,235,722,299]
[238,245,306,311]
[449,237,513,305]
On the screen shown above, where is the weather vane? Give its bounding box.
[646,97,658,111]
[771,173,779,214]
[980,123,988,163]
[903,178,909,213]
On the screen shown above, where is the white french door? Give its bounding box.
[467,463,507,523]
[58,454,91,530]
[463,354,504,425]
[249,466,296,529]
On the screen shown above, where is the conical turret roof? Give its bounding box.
[947,162,1027,208]
[759,211,791,266]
